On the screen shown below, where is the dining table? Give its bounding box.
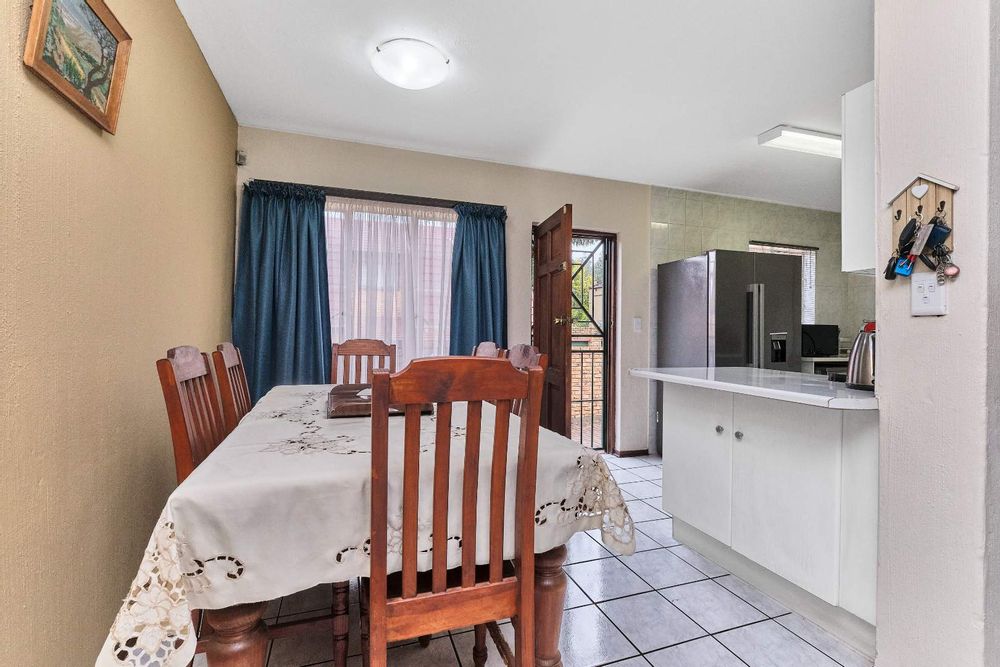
[96,384,636,667]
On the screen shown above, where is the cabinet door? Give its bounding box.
[842,81,876,272]
[731,395,842,604]
[661,384,733,545]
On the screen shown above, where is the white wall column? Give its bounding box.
[875,0,998,665]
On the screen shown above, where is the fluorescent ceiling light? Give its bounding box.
[371,38,450,90]
[757,125,842,159]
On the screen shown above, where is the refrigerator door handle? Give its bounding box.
[746,283,764,368]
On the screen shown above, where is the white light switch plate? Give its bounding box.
[911,273,948,316]
[633,316,642,333]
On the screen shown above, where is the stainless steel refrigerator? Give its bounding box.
[654,250,802,445]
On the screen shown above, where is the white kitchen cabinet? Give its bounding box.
[635,367,878,628]
[730,394,843,604]
[842,81,876,272]
[660,383,733,545]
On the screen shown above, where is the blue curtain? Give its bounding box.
[233,180,331,401]
[449,203,508,355]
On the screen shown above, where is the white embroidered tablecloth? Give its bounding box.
[97,385,635,667]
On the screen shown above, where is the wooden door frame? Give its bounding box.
[572,229,618,455]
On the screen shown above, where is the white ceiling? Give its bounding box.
[177,1,873,211]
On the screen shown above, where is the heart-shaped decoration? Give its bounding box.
[911,183,930,199]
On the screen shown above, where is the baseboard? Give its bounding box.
[611,448,647,457]
[673,519,876,659]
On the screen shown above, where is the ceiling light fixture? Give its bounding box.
[757,125,842,159]
[371,38,450,90]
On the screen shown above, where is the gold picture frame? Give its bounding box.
[23,0,132,134]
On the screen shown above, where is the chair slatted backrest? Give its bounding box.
[212,342,253,434]
[156,346,226,483]
[331,339,396,385]
[471,341,504,358]
[368,358,544,665]
[506,344,550,417]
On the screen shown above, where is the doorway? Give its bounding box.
[570,231,617,452]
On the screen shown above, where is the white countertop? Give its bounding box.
[630,367,879,410]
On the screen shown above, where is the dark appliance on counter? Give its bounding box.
[654,250,802,448]
[802,324,840,357]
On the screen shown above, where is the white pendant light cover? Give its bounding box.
[371,38,450,90]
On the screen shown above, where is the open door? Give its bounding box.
[532,204,573,436]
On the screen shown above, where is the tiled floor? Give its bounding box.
[208,453,874,667]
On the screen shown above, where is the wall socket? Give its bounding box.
[911,273,948,316]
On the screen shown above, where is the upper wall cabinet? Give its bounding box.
[841,81,876,273]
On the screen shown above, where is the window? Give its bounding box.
[748,241,817,324]
[325,197,457,367]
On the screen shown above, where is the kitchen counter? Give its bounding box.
[630,366,877,410]
[634,365,878,637]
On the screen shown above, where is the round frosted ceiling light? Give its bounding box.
[371,38,450,90]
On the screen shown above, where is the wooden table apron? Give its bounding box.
[201,545,570,667]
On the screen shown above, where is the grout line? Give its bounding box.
[448,630,464,667]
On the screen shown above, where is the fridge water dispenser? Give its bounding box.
[769,332,788,363]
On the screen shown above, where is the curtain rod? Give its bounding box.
[250,179,503,211]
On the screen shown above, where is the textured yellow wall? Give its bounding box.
[0,1,236,663]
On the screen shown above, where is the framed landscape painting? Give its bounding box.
[23,0,132,134]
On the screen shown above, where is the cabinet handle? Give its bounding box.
[715,425,725,434]
[734,431,744,441]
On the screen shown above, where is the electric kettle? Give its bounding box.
[846,324,875,391]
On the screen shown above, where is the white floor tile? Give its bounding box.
[565,557,652,602]
[636,518,681,547]
[715,575,788,618]
[599,591,705,652]
[716,620,840,667]
[619,548,707,589]
[660,580,766,634]
[646,637,745,667]
[775,613,874,667]
[565,531,613,564]
[667,544,728,577]
[559,605,639,667]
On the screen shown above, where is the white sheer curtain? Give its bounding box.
[325,197,457,368]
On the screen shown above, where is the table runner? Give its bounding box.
[97,385,635,667]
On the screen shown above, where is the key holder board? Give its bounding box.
[886,175,959,279]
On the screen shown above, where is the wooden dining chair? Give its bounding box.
[212,342,253,434]
[156,346,227,484]
[161,346,351,663]
[362,357,544,667]
[506,344,549,418]
[331,339,397,384]
[471,341,504,358]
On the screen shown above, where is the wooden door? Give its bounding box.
[532,205,573,436]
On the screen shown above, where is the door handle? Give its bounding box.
[715,425,725,434]
[734,431,744,441]
[553,316,569,326]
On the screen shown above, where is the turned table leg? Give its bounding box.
[204,602,268,667]
[332,581,350,667]
[534,545,568,667]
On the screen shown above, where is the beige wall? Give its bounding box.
[875,0,995,664]
[0,1,236,663]
[237,126,652,452]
